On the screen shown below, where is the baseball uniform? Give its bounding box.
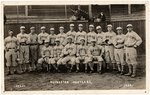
[75,31,87,45]
[28,32,38,70]
[17,33,30,64]
[57,33,67,46]
[66,30,76,43]
[4,36,18,67]
[87,31,97,46]
[49,34,56,46]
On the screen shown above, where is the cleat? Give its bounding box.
[125,73,132,76]
[131,74,136,78]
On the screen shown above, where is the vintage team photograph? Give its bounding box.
[2,2,147,92]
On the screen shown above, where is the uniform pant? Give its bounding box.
[125,47,137,65]
[39,45,44,58]
[105,45,115,63]
[87,56,104,62]
[29,45,38,64]
[114,48,125,65]
[76,56,89,64]
[62,56,76,65]
[5,49,17,66]
[51,57,63,65]
[19,45,29,64]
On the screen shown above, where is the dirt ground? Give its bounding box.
[4,55,146,91]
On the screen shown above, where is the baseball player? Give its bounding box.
[4,30,19,75]
[37,40,53,72]
[104,24,116,70]
[75,24,87,45]
[28,27,38,71]
[96,26,105,46]
[113,27,125,75]
[87,39,104,73]
[76,38,88,73]
[38,26,49,57]
[49,28,56,46]
[124,24,142,78]
[51,38,64,72]
[87,24,97,46]
[57,26,67,46]
[61,36,76,72]
[17,26,30,72]
[66,24,76,43]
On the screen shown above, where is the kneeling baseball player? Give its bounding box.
[76,38,88,73]
[61,36,76,72]
[37,40,53,72]
[87,39,104,73]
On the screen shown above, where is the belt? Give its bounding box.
[125,45,134,48]
[105,44,113,46]
[8,48,15,49]
[115,47,124,49]
[20,42,27,45]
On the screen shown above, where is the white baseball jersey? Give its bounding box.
[75,31,87,44]
[87,31,97,44]
[38,32,49,44]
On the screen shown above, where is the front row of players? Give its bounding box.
[4,24,142,78]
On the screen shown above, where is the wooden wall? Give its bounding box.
[4,20,145,55]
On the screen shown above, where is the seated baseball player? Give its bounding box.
[113,27,125,75]
[61,36,76,73]
[76,38,88,73]
[37,40,53,72]
[51,38,64,72]
[87,39,104,73]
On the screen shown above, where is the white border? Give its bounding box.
[0,0,149,95]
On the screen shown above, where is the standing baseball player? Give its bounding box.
[51,38,64,72]
[96,26,105,46]
[37,40,53,72]
[124,24,142,78]
[57,26,67,46]
[76,38,88,73]
[61,36,76,72]
[104,24,116,70]
[38,26,49,57]
[66,24,76,43]
[87,24,97,46]
[75,24,87,45]
[28,27,38,71]
[87,39,104,73]
[4,30,19,75]
[17,26,30,72]
[113,27,125,75]
[49,28,56,46]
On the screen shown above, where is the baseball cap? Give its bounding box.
[78,24,83,27]
[107,24,112,27]
[91,39,96,42]
[67,36,73,40]
[20,26,25,29]
[116,27,122,30]
[89,24,94,28]
[96,26,102,30]
[44,40,49,43]
[126,24,133,28]
[41,26,46,30]
[59,26,64,29]
[50,28,55,31]
[30,27,35,30]
[70,24,74,27]
[55,38,60,42]
[80,38,85,41]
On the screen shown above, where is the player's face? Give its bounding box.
[91,42,95,46]
[68,38,72,43]
[107,27,112,31]
[55,41,60,45]
[30,29,35,33]
[127,27,133,32]
[97,29,102,33]
[79,27,83,31]
[20,28,25,33]
[45,43,49,47]
[70,26,74,31]
[9,31,13,36]
[89,27,94,32]
[41,29,45,32]
[117,29,122,34]
[50,30,54,34]
[59,29,64,33]
[80,40,85,45]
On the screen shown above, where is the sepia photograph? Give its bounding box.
[1,1,148,94]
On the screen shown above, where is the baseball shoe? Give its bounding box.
[125,73,132,76]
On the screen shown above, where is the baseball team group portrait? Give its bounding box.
[3,3,146,91]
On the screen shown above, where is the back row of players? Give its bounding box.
[4,23,142,78]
